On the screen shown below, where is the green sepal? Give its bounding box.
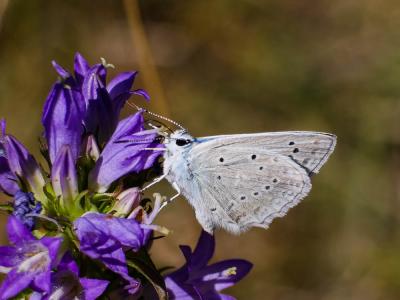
[90,193,115,213]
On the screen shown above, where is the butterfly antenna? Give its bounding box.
[127,101,186,131]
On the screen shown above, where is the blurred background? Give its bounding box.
[1,0,400,299]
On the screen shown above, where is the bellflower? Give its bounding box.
[165,231,253,300]
[73,213,146,294]
[1,122,46,201]
[82,64,115,145]
[0,149,18,196]
[50,53,146,147]
[51,145,82,216]
[0,216,62,299]
[42,81,85,163]
[30,253,109,300]
[74,52,91,86]
[89,111,164,192]
[82,134,101,161]
[111,187,141,217]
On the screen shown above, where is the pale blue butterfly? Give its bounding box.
[140,108,337,234]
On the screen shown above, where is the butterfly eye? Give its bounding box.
[176,139,191,146]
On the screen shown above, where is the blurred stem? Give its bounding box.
[0,0,9,32]
[123,0,170,116]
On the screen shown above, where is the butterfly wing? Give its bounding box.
[196,131,336,175]
[184,132,336,234]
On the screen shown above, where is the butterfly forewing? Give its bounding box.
[196,132,336,175]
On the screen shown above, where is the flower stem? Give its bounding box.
[122,0,170,116]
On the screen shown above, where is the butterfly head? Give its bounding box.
[164,130,195,154]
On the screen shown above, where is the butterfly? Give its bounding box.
[154,129,337,235]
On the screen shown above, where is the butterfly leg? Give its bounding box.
[141,174,167,192]
[169,182,181,202]
[160,182,181,211]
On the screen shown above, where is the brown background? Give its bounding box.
[1,1,400,299]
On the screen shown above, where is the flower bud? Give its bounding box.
[51,146,79,214]
[111,187,141,217]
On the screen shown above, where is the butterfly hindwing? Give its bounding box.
[188,144,310,233]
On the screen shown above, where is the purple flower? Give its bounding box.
[1,121,46,201]
[0,216,62,299]
[42,81,85,164]
[82,134,101,161]
[74,52,91,86]
[50,53,149,147]
[12,191,41,230]
[82,64,115,145]
[30,253,109,300]
[89,111,164,192]
[111,187,141,217]
[165,231,252,300]
[0,147,18,196]
[51,146,81,216]
[73,213,146,294]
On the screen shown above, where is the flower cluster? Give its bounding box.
[0,53,252,299]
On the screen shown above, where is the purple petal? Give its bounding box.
[31,271,51,294]
[73,213,148,288]
[75,213,145,250]
[132,89,150,101]
[42,83,85,163]
[107,111,144,142]
[51,146,78,203]
[73,214,131,280]
[0,268,34,299]
[3,135,45,198]
[58,252,79,275]
[7,216,35,244]
[107,72,138,119]
[199,291,235,300]
[191,259,253,292]
[93,63,107,85]
[0,156,18,195]
[74,52,90,86]
[1,119,6,137]
[40,237,62,268]
[179,245,193,266]
[191,231,215,269]
[29,292,43,300]
[0,246,19,268]
[218,294,236,300]
[107,71,137,100]
[82,134,100,161]
[91,242,129,279]
[111,187,141,217]
[89,112,163,192]
[82,65,106,105]
[48,269,82,299]
[82,65,115,144]
[51,60,71,79]
[165,277,201,300]
[124,278,141,295]
[80,278,109,300]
